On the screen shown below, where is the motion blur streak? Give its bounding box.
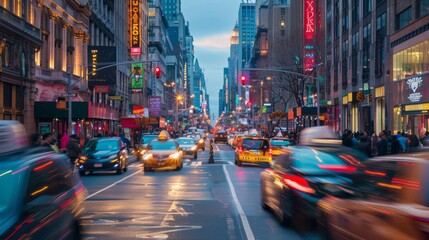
[33,161,53,171]
[0,170,11,177]
[31,186,48,196]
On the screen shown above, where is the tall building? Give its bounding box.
[325,0,387,133]
[238,2,256,105]
[227,24,239,113]
[387,0,429,136]
[0,1,42,133]
[32,0,92,138]
[184,23,194,109]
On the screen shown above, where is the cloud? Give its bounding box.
[194,33,230,51]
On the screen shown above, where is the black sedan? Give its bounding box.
[76,137,128,175]
[0,146,87,239]
[260,145,367,225]
[318,151,429,240]
[214,131,228,143]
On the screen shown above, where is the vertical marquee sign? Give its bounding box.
[304,0,315,73]
[130,0,141,56]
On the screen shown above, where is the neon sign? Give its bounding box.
[130,0,141,55]
[304,0,315,40]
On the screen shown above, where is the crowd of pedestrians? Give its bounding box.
[341,129,429,157]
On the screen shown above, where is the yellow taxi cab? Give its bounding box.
[269,137,294,156]
[234,130,272,167]
[141,130,183,171]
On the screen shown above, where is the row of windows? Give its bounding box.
[393,39,429,81]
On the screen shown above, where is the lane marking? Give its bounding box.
[84,169,143,200]
[223,165,255,240]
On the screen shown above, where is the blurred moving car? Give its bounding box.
[318,152,429,240]
[141,131,183,171]
[136,134,159,160]
[176,137,198,159]
[269,137,294,156]
[214,131,228,143]
[77,137,128,175]
[260,145,367,225]
[0,120,87,239]
[235,137,272,167]
[186,133,205,151]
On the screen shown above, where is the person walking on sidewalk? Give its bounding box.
[67,134,81,167]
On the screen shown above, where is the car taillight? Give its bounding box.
[281,174,315,194]
[237,146,243,154]
[269,147,272,156]
[317,164,357,173]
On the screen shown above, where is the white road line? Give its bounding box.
[196,161,202,166]
[84,169,143,200]
[223,165,255,240]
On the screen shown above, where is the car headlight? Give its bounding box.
[78,156,87,164]
[199,139,204,143]
[191,146,197,151]
[143,154,153,160]
[169,152,181,159]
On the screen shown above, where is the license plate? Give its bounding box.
[94,163,102,168]
[241,156,269,161]
[252,151,260,155]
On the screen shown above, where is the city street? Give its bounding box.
[79,142,320,240]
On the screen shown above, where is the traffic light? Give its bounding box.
[154,66,162,78]
[240,75,246,85]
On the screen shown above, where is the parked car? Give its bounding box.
[260,144,367,226]
[141,131,183,171]
[235,137,272,167]
[77,137,128,175]
[0,120,87,239]
[227,134,235,146]
[317,151,429,240]
[176,137,198,159]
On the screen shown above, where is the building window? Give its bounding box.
[393,39,429,81]
[363,0,372,16]
[342,0,349,33]
[334,2,340,39]
[3,82,12,108]
[417,0,429,18]
[281,8,285,16]
[396,7,412,30]
[352,0,359,25]
[280,20,285,28]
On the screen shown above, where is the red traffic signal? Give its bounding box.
[154,66,162,78]
[240,75,246,85]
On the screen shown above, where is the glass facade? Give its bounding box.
[393,39,429,81]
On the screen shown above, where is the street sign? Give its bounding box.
[60,93,77,97]
[108,96,122,101]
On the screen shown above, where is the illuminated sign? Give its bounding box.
[131,63,144,93]
[87,46,117,88]
[304,0,315,72]
[130,0,141,55]
[406,76,423,102]
[91,49,97,76]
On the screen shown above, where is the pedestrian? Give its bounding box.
[370,133,378,157]
[377,133,388,156]
[397,131,408,153]
[66,134,81,167]
[41,133,59,152]
[60,132,70,152]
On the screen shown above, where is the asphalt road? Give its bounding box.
[79,141,321,240]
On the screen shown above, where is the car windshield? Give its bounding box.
[242,139,267,150]
[141,135,158,144]
[292,147,366,172]
[176,138,195,145]
[187,134,201,140]
[270,139,291,146]
[147,141,177,150]
[85,139,118,151]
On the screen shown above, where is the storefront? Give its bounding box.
[34,102,119,140]
[390,73,429,136]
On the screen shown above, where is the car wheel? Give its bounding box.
[202,147,205,151]
[79,170,86,176]
[236,159,242,166]
[194,152,198,159]
[116,163,123,174]
[176,161,183,171]
[144,166,151,171]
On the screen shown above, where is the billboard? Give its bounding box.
[88,46,117,88]
[131,63,144,93]
[130,0,141,55]
[303,0,315,73]
[149,96,162,117]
